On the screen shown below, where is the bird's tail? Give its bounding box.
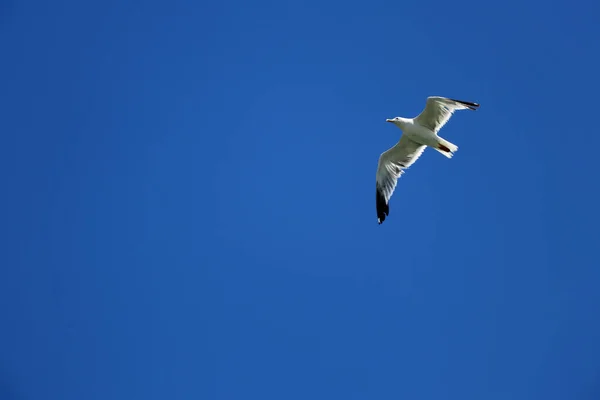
[432,137,458,158]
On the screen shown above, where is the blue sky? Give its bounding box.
[1,0,600,399]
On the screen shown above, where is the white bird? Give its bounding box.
[376,96,480,224]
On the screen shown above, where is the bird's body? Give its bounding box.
[394,118,442,149]
[376,96,480,224]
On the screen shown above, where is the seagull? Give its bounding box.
[376,96,480,224]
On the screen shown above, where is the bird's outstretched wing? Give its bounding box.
[414,96,479,133]
[376,135,426,224]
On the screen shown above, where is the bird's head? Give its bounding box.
[386,117,405,127]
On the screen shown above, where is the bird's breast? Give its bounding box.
[404,124,437,145]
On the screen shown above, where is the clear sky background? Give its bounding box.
[1,1,600,399]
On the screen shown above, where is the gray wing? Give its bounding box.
[414,96,479,133]
[375,135,427,224]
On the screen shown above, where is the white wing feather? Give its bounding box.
[414,96,478,133]
[375,135,426,223]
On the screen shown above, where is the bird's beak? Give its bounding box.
[386,119,393,123]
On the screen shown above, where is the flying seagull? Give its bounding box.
[376,96,480,224]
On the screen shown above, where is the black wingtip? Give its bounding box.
[376,187,389,225]
[449,98,480,111]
